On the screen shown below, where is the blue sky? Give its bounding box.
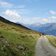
[0,0,56,25]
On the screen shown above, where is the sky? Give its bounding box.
[0,0,56,26]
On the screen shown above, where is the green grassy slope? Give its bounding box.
[0,17,41,56]
[46,35,56,47]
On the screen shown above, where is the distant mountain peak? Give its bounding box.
[28,23,56,36]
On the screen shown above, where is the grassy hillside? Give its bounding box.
[46,35,56,47]
[0,16,41,56]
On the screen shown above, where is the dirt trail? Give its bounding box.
[35,36,56,56]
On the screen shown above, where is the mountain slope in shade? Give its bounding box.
[0,16,31,30]
[0,16,41,56]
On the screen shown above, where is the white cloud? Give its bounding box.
[20,17,49,25]
[49,10,56,14]
[0,1,13,7]
[42,18,49,22]
[0,1,26,9]
[4,10,20,17]
[18,17,40,25]
[3,10,21,22]
[51,16,56,19]
[47,16,56,23]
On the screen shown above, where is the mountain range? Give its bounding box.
[27,23,56,36]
